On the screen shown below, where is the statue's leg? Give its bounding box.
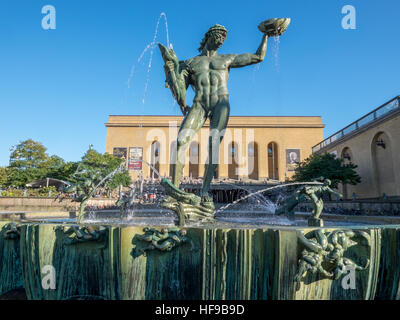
[315,199,323,219]
[201,97,230,197]
[308,196,324,227]
[172,103,206,187]
[276,192,301,216]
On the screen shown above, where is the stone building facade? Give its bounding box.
[313,95,400,199]
[105,115,324,182]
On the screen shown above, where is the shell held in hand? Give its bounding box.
[258,18,291,36]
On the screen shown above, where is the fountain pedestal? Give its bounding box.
[2,215,400,300]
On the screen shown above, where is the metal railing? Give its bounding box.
[312,96,400,153]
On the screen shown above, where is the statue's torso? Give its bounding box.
[185,54,233,109]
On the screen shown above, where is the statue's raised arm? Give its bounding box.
[229,34,268,68]
[158,43,189,115]
[229,18,291,68]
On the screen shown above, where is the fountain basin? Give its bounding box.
[1,214,400,300]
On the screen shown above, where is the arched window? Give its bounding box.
[341,147,353,163]
[267,142,279,180]
[372,132,395,197]
[341,147,354,199]
[150,141,160,179]
[228,142,239,179]
[248,142,259,180]
[213,164,219,179]
[189,141,199,178]
[169,141,177,179]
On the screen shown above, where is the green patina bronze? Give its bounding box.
[160,178,214,226]
[3,222,21,240]
[64,165,124,224]
[132,227,194,257]
[64,170,103,224]
[276,179,343,226]
[17,223,117,300]
[55,225,108,246]
[158,19,290,225]
[1,220,400,300]
[116,188,135,218]
[0,222,23,296]
[295,229,371,290]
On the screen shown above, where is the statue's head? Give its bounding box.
[198,24,228,52]
[324,179,331,186]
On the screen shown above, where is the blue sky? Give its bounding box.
[0,0,399,166]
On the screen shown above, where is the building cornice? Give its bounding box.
[105,115,325,129]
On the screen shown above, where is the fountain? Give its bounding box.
[2,17,400,301]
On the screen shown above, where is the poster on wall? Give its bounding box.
[286,149,300,171]
[129,147,143,170]
[113,147,127,161]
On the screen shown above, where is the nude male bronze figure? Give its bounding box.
[158,19,290,224]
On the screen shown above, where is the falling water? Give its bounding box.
[251,63,261,87]
[127,43,153,89]
[88,211,97,220]
[214,181,323,215]
[83,160,165,224]
[92,164,126,192]
[142,12,168,104]
[69,163,125,198]
[70,164,127,223]
[135,159,162,179]
[126,12,170,103]
[218,182,277,213]
[272,35,280,72]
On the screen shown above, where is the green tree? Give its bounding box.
[9,139,49,168]
[46,157,79,182]
[7,139,51,187]
[0,167,8,188]
[6,139,78,187]
[292,153,361,189]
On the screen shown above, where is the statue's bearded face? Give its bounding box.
[206,31,226,50]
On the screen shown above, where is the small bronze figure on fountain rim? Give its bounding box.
[276,178,343,227]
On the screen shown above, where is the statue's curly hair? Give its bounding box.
[198,24,228,52]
